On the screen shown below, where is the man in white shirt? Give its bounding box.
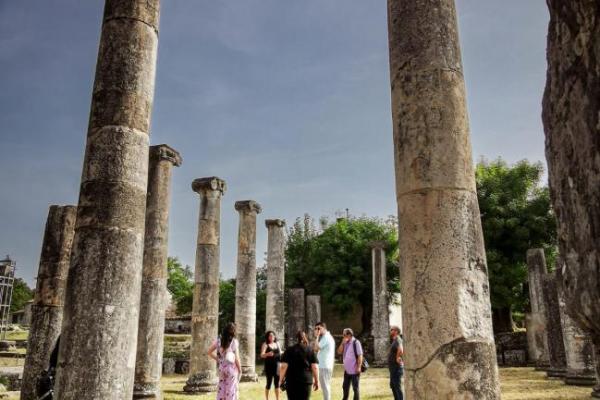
[313,321,335,400]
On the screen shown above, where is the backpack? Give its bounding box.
[352,339,369,373]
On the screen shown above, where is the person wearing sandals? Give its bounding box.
[260,330,282,400]
[208,322,242,400]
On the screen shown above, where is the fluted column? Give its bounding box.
[265,219,286,345]
[21,206,76,400]
[386,1,500,397]
[234,200,262,382]
[370,241,390,367]
[133,145,181,399]
[527,248,550,370]
[287,289,305,347]
[184,177,226,393]
[55,1,160,398]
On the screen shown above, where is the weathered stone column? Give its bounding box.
[184,177,226,393]
[265,219,286,345]
[526,249,550,370]
[593,343,600,398]
[234,200,262,382]
[370,241,390,367]
[287,289,305,347]
[21,206,76,400]
[54,2,160,399]
[542,271,566,378]
[306,295,321,341]
[386,1,500,397]
[133,145,181,399]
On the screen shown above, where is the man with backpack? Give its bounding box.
[337,328,363,400]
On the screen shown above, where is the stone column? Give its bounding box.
[287,289,305,347]
[184,177,226,393]
[54,2,160,399]
[133,145,181,399]
[234,200,262,382]
[370,241,390,367]
[265,219,286,345]
[593,343,600,398]
[21,206,76,400]
[306,295,321,341]
[542,271,567,378]
[526,248,550,370]
[386,1,500,398]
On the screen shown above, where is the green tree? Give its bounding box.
[218,278,236,332]
[286,214,399,334]
[166,257,193,315]
[10,278,33,313]
[476,158,557,333]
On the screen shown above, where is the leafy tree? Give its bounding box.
[11,278,33,313]
[218,278,236,332]
[286,214,399,334]
[476,158,557,333]
[166,257,193,315]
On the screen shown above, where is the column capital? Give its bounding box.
[265,219,285,228]
[150,144,182,167]
[192,177,227,194]
[235,200,262,214]
[369,241,387,250]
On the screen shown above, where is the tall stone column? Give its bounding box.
[54,2,160,399]
[370,241,390,367]
[306,295,321,341]
[386,1,500,398]
[527,249,550,370]
[133,145,181,399]
[287,289,305,347]
[21,206,76,400]
[542,271,567,378]
[184,177,226,393]
[593,344,600,398]
[265,219,286,345]
[234,200,262,382]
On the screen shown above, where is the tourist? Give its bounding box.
[207,322,241,400]
[260,330,282,400]
[279,330,319,400]
[388,326,404,400]
[337,328,363,400]
[312,322,335,400]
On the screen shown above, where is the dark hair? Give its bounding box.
[296,330,309,346]
[315,322,326,330]
[221,322,236,350]
[265,330,277,344]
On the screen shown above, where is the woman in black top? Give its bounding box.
[279,331,319,400]
[260,331,282,400]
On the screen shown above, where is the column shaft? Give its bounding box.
[387,1,500,397]
[542,271,566,378]
[55,1,160,398]
[306,295,321,341]
[371,243,390,367]
[265,220,286,346]
[21,206,76,400]
[526,248,550,370]
[287,289,305,348]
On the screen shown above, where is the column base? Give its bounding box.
[240,369,259,382]
[133,383,162,399]
[183,372,218,393]
[546,367,567,379]
[564,373,597,386]
[534,362,550,371]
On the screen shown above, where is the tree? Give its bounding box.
[166,257,194,315]
[218,278,236,332]
[286,214,399,334]
[476,159,557,333]
[11,278,33,313]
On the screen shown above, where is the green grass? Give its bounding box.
[3,331,28,341]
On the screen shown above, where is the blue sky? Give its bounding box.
[0,1,549,286]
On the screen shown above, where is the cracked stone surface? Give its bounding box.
[370,242,390,367]
[387,0,500,397]
[526,249,550,370]
[265,219,286,346]
[21,206,76,400]
[306,295,321,342]
[542,271,567,378]
[287,289,305,348]
[54,1,160,399]
[133,145,181,400]
[184,177,226,393]
[234,200,262,382]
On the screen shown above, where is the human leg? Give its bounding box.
[342,372,351,400]
[319,368,331,400]
[351,374,360,400]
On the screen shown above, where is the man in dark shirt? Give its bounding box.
[280,332,319,400]
[388,326,404,400]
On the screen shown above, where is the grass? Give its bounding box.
[161,366,594,400]
[3,331,28,342]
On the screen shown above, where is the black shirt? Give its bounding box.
[281,343,318,385]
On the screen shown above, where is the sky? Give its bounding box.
[0,1,550,286]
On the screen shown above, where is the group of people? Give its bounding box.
[209,322,404,400]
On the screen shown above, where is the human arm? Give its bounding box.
[260,343,271,359]
[311,363,319,391]
[279,362,288,387]
[235,344,242,375]
[337,338,346,355]
[396,341,404,365]
[207,341,218,361]
[356,354,363,375]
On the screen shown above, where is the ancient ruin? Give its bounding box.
[234,200,262,382]
[265,219,286,345]
[134,145,182,399]
[287,289,305,347]
[21,206,76,400]
[370,241,390,367]
[526,248,550,370]
[184,177,226,393]
[386,0,500,397]
[305,295,321,341]
[54,1,161,398]
[542,271,566,378]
